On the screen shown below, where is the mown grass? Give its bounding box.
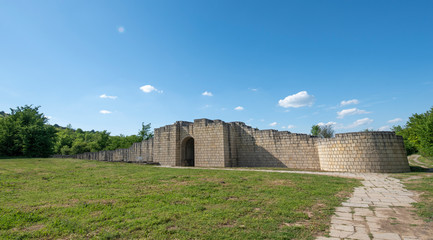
[400,155,433,222]
[0,158,360,239]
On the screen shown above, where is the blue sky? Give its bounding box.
[1,0,432,135]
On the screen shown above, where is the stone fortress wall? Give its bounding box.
[57,119,410,173]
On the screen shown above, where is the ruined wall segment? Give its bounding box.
[229,122,320,169]
[317,132,410,173]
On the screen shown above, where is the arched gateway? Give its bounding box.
[181,137,194,166]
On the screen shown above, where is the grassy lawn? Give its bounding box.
[0,158,359,239]
[398,155,433,223]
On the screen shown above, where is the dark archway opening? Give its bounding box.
[182,137,195,166]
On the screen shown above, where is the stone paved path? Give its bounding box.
[161,167,430,240]
[315,173,428,240]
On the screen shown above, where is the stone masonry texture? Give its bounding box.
[55,119,410,173]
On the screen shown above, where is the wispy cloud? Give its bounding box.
[234,106,244,111]
[269,122,278,127]
[100,110,112,114]
[378,125,390,131]
[282,125,295,129]
[117,26,125,33]
[140,85,162,93]
[337,108,370,119]
[318,121,337,127]
[347,118,373,129]
[202,91,213,96]
[100,94,117,100]
[387,118,403,124]
[249,88,258,92]
[340,99,359,106]
[278,91,315,108]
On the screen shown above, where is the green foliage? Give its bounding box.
[311,124,334,138]
[0,158,360,239]
[393,106,433,156]
[311,125,320,136]
[392,125,418,155]
[52,123,153,155]
[0,105,56,157]
[0,105,154,157]
[138,122,153,141]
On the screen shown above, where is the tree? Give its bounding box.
[311,124,334,138]
[393,106,433,156]
[391,125,417,155]
[0,105,56,157]
[138,122,153,141]
[311,125,320,136]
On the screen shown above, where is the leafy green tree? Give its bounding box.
[311,125,320,136]
[138,122,153,141]
[393,106,433,156]
[391,125,417,155]
[0,115,20,156]
[406,107,433,156]
[0,105,56,157]
[311,124,334,138]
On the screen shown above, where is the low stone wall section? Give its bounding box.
[53,138,155,163]
[317,132,410,173]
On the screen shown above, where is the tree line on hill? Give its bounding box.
[0,105,153,157]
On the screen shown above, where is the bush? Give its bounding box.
[393,106,433,157]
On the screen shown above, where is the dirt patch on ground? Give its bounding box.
[12,224,45,232]
[267,179,295,186]
[378,207,433,239]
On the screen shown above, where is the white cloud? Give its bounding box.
[347,118,373,129]
[318,121,337,127]
[202,91,213,96]
[269,122,278,127]
[118,26,125,33]
[249,88,258,92]
[340,99,359,106]
[387,118,403,124]
[99,94,117,100]
[337,108,370,119]
[286,125,295,129]
[100,110,112,114]
[378,125,390,131]
[140,85,162,93]
[234,106,244,111]
[46,116,52,120]
[278,91,315,108]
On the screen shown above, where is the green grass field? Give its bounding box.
[0,158,359,239]
[401,155,433,222]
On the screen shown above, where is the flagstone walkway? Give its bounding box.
[315,173,430,240]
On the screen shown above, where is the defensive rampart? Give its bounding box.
[55,119,410,173]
